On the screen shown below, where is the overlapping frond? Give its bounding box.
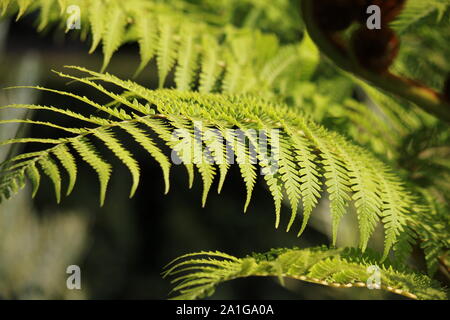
[0,0,305,96]
[0,66,432,259]
[162,246,448,300]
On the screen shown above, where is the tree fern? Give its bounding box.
[0,0,448,301]
[163,246,448,300]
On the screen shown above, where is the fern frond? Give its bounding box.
[0,0,304,96]
[0,67,437,258]
[163,246,448,300]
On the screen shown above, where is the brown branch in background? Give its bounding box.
[302,0,450,123]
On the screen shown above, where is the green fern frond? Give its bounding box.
[0,0,304,96]
[0,67,434,258]
[391,0,450,34]
[163,246,448,300]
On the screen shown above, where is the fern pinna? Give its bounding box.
[0,0,449,300]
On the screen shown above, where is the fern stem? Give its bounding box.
[250,273,418,300]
